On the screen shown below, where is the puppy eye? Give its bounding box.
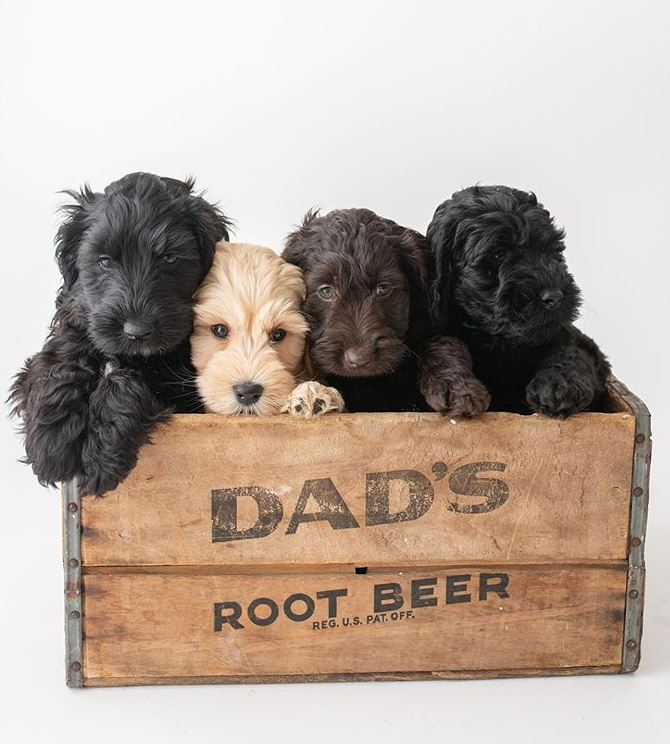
[376,283,393,296]
[493,250,506,261]
[162,252,178,264]
[269,328,286,342]
[211,324,229,339]
[98,255,113,268]
[317,285,334,300]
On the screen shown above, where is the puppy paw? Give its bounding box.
[80,468,124,499]
[283,381,345,418]
[423,375,491,418]
[81,368,171,496]
[447,378,491,417]
[20,363,96,486]
[526,369,593,417]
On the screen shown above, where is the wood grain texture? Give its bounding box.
[80,410,635,567]
[82,666,624,687]
[82,565,626,681]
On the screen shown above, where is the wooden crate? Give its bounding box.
[62,379,651,687]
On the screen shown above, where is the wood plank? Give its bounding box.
[80,411,635,566]
[83,665,624,687]
[82,565,626,681]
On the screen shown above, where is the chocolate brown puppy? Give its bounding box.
[282,208,489,414]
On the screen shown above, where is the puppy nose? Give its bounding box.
[123,319,152,340]
[540,289,563,309]
[344,347,374,368]
[233,382,264,406]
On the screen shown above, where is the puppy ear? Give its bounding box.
[55,186,99,293]
[282,208,321,268]
[186,191,232,276]
[426,203,458,330]
[399,229,429,290]
[397,230,432,342]
[175,178,231,276]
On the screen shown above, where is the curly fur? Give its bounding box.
[9,172,230,494]
[419,337,490,416]
[283,208,489,414]
[427,184,610,416]
[191,243,309,415]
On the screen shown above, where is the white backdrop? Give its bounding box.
[1,1,668,742]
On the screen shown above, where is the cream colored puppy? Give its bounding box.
[192,242,343,417]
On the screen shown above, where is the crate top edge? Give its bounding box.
[160,377,642,429]
[155,391,638,436]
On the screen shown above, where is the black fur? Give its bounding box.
[283,208,489,414]
[10,172,230,494]
[427,184,610,415]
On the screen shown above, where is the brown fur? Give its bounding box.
[283,208,490,415]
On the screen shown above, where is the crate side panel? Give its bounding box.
[81,412,634,567]
[82,565,626,681]
[83,666,624,687]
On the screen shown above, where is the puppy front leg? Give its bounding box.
[526,342,604,417]
[419,337,491,417]
[81,368,171,496]
[10,357,98,486]
[283,381,345,418]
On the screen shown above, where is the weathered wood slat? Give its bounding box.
[80,411,635,567]
[82,565,626,681]
[82,665,624,687]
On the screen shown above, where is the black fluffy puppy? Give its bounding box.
[427,185,610,416]
[283,208,489,414]
[10,172,230,494]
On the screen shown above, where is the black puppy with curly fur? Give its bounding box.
[10,172,230,495]
[427,184,610,416]
[282,208,490,415]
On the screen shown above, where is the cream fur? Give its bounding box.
[192,242,309,415]
[283,380,345,418]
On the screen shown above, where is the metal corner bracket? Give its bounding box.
[609,379,652,673]
[62,478,83,687]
